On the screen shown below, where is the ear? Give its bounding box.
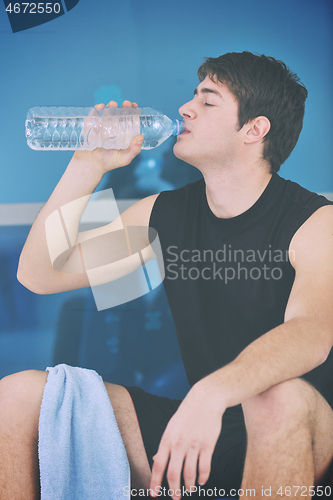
[244,116,271,144]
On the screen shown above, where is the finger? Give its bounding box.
[132,102,138,107]
[183,449,199,491]
[197,447,213,486]
[121,100,133,107]
[112,135,144,167]
[166,451,185,500]
[94,103,105,110]
[129,134,144,154]
[150,447,170,497]
[106,100,118,108]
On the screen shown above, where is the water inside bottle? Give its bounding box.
[25,106,182,150]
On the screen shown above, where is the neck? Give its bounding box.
[203,164,273,219]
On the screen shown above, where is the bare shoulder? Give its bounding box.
[300,204,333,226]
[120,193,159,228]
[289,205,333,269]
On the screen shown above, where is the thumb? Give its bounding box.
[131,134,144,150]
[116,134,144,167]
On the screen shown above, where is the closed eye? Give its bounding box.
[204,102,214,107]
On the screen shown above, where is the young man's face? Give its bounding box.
[173,75,243,169]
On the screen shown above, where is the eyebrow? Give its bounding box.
[194,87,223,99]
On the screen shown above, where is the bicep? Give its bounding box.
[284,206,333,343]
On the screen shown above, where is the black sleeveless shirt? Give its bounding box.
[149,173,333,408]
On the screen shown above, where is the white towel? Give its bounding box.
[38,364,130,499]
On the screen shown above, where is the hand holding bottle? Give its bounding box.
[73,100,144,176]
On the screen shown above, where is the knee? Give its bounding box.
[242,378,316,436]
[0,370,48,426]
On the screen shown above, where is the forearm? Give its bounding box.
[199,317,330,411]
[18,124,145,294]
[17,154,103,293]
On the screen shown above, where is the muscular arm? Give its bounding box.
[17,101,157,295]
[150,204,333,497]
[204,204,333,408]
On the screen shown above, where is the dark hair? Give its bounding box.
[198,52,308,173]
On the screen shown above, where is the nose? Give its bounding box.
[178,99,196,120]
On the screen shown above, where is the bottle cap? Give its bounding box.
[172,119,186,136]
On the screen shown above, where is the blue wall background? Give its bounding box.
[1,0,332,202]
[0,0,332,389]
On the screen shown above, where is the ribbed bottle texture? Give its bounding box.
[25,106,185,151]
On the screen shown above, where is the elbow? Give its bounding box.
[295,316,333,368]
[321,336,333,365]
[17,266,50,295]
[322,319,333,363]
[315,328,333,367]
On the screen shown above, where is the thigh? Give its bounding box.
[243,377,333,486]
[0,369,48,432]
[309,383,333,485]
[104,382,151,490]
[274,378,333,485]
[0,370,49,499]
[1,371,151,494]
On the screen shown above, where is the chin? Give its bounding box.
[173,143,201,170]
[173,141,191,162]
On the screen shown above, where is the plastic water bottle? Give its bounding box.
[25,106,185,151]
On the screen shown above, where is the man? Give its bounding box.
[1,51,333,499]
